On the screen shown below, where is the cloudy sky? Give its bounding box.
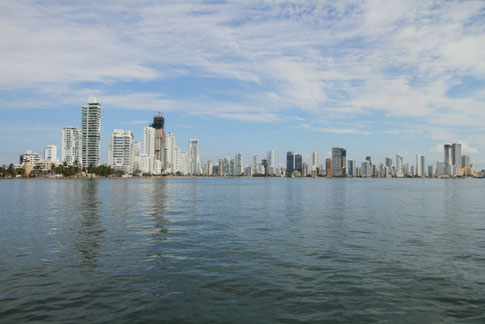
[1,0,484,168]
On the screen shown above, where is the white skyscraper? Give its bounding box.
[108,129,134,174]
[253,155,258,173]
[143,126,156,157]
[188,139,199,175]
[164,132,176,172]
[81,97,101,168]
[312,151,320,170]
[361,161,371,177]
[416,154,423,177]
[132,141,141,172]
[396,154,404,177]
[61,127,82,165]
[44,145,58,162]
[235,153,243,176]
[267,150,275,175]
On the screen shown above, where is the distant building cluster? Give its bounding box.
[13,98,484,178]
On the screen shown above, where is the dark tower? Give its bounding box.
[286,151,294,176]
[150,113,165,167]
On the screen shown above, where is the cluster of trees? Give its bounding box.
[0,164,24,178]
[1,162,125,178]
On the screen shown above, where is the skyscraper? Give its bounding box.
[286,152,294,175]
[444,144,452,175]
[385,157,393,169]
[347,159,355,177]
[361,160,371,177]
[332,147,346,177]
[416,154,426,177]
[150,114,165,168]
[61,127,82,165]
[295,154,303,174]
[108,129,134,174]
[267,150,275,175]
[396,154,404,177]
[81,97,101,168]
[452,143,462,167]
[312,151,320,170]
[143,127,156,157]
[164,132,176,172]
[325,158,332,178]
[188,139,199,175]
[462,155,471,168]
[235,153,243,176]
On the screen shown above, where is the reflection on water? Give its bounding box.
[72,180,104,265]
[0,178,485,323]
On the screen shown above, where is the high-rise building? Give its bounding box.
[452,143,462,167]
[267,150,275,175]
[61,127,82,165]
[143,127,156,157]
[444,144,452,175]
[385,157,393,169]
[436,161,445,175]
[164,132,176,172]
[150,114,165,168]
[81,97,101,168]
[416,154,426,177]
[295,154,303,174]
[132,141,141,172]
[396,154,404,177]
[332,147,346,177]
[253,155,258,173]
[286,152,294,175]
[235,153,243,176]
[462,155,471,168]
[312,151,320,170]
[325,158,332,178]
[361,161,371,177]
[44,144,58,162]
[108,129,134,174]
[188,139,199,175]
[347,159,355,177]
[428,165,436,178]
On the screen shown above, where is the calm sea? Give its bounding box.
[0,178,484,323]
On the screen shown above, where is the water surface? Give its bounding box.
[1,178,484,322]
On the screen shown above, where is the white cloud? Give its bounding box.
[0,0,484,132]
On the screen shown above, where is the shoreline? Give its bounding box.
[0,176,482,180]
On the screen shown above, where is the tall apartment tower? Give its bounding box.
[396,153,404,177]
[452,143,462,167]
[150,114,165,168]
[81,97,101,168]
[235,153,243,176]
[347,159,355,177]
[325,158,332,178]
[164,132,176,171]
[332,147,346,177]
[267,150,275,175]
[108,129,134,174]
[312,151,320,170]
[286,152,294,175]
[444,144,452,175]
[188,139,199,175]
[295,154,303,174]
[62,127,82,165]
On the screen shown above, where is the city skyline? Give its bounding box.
[10,98,481,179]
[1,1,484,167]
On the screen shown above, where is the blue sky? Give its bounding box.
[1,0,485,168]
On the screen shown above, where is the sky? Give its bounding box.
[1,0,484,168]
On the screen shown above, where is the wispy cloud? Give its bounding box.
[0,0,484,132]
